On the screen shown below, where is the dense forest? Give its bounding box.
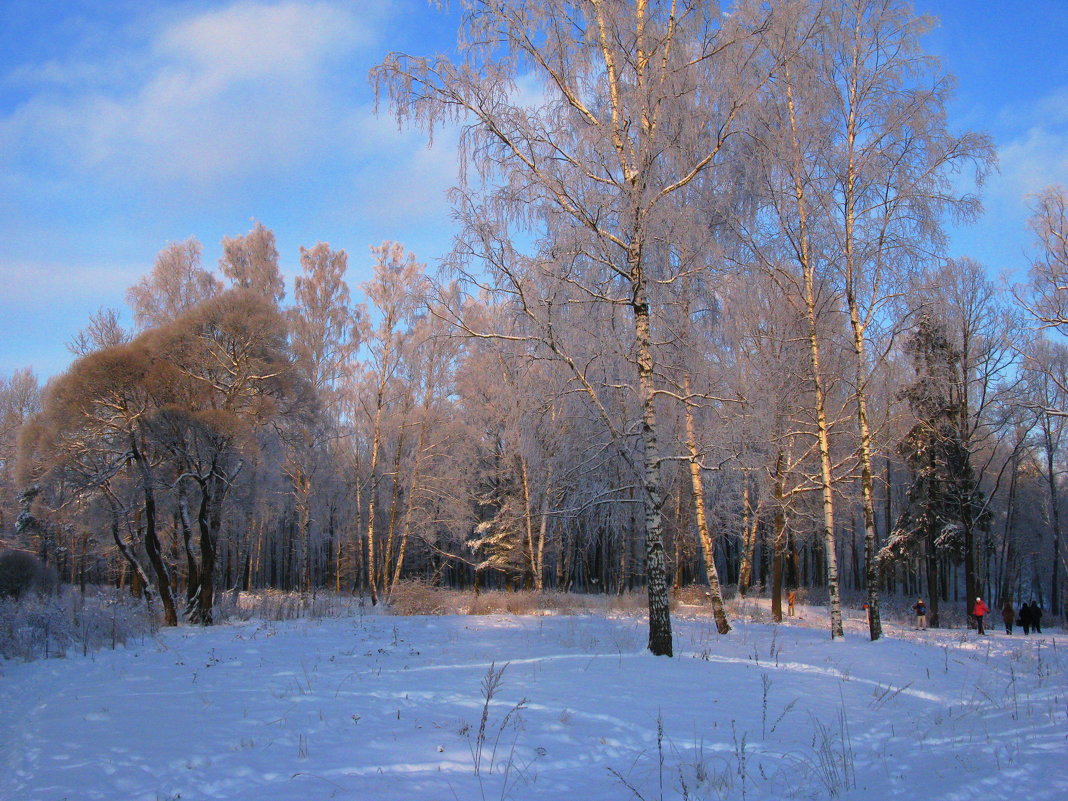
[1,0,1065,655]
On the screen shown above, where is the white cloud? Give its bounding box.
[338,96,461,226]
[0,1,383,189]
[996,129,1068,202]
[945,86,1068,274]
[0,259,136,306]
[157,1,368,82]
[988,88,1068,203]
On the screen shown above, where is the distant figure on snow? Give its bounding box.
[912,598,927,630]
[787,590,797,617]
[1001,600,1015,635]
[972,597,990,635]
[1019,602,1032,634]
[1029,601,1043,634]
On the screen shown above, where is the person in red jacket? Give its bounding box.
[972,597,990,635]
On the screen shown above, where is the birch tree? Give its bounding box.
[815,0,992,640]
[384,307,460,598]
[720,269,824,619]
[220,222,285,303]
[742,3,849,638]
[287,243,360,593]
[376,0,778,656]
[358,242,427,604]
[1019,186,1068,337]
[127,238,221,330]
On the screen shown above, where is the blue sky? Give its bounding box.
[1,0,1066,377]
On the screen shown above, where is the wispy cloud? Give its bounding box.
[0,260,135,306]
[946,85,1068,272]
[0,0,467,375]
[989,87,1068,202]
[0,1,382,190]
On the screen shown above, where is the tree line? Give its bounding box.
[1,0,1065,656]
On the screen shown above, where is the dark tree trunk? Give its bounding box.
[130,436,178,626]
[771,453,786,622]
[1044,431,1064,617]
[178,482,200,618]
[193,474,223,625]
[926,533,940,628]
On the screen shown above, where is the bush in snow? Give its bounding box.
[387,582,660,617]
[211,589,364,622]
[385,580,454,615]
[0,586,156,661]
[0,550,57,600]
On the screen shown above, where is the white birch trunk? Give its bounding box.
[683,375,730,633]
[785,62,843,639]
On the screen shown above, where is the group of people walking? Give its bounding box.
[910,596,1044,635]
[1000,600,1044,635]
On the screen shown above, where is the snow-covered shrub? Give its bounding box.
[0,586,156,661]
[388,580,455,615]
[211,589,362,622]
[601,591,653,615]
[386,584,661,617]
[673,584,713,605]
[466,590,539,615]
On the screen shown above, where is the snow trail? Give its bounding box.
[1,612,1064,801]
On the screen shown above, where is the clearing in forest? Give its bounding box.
[1,607,1065,800]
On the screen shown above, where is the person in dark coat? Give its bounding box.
[1002,600,1015,635]
[1029,601,1043,634]
[1019,602,1032,634]
[912,598,928,630]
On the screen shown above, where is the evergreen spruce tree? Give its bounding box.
[882,315,989,627]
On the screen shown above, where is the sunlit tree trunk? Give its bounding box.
[683,375,730,633]
[365,398,385,605]
[784,64,844,639]
[633,249,673,656]
[388,417,432,599]
[738,481,758,597]
[771,452,786,623]
[841,58,882,638]
[518,455,538,591]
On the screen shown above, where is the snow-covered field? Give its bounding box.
[2,602,1065,801]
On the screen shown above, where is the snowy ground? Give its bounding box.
[1,601,1065,801]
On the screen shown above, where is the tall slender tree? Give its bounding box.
[1019,186,1068,338]
[376,0,780,655]
[883,314,988,626]
[817,0,992,640]
[127,239,221,330]
[287,243,360,593]
[220,222,285,303]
